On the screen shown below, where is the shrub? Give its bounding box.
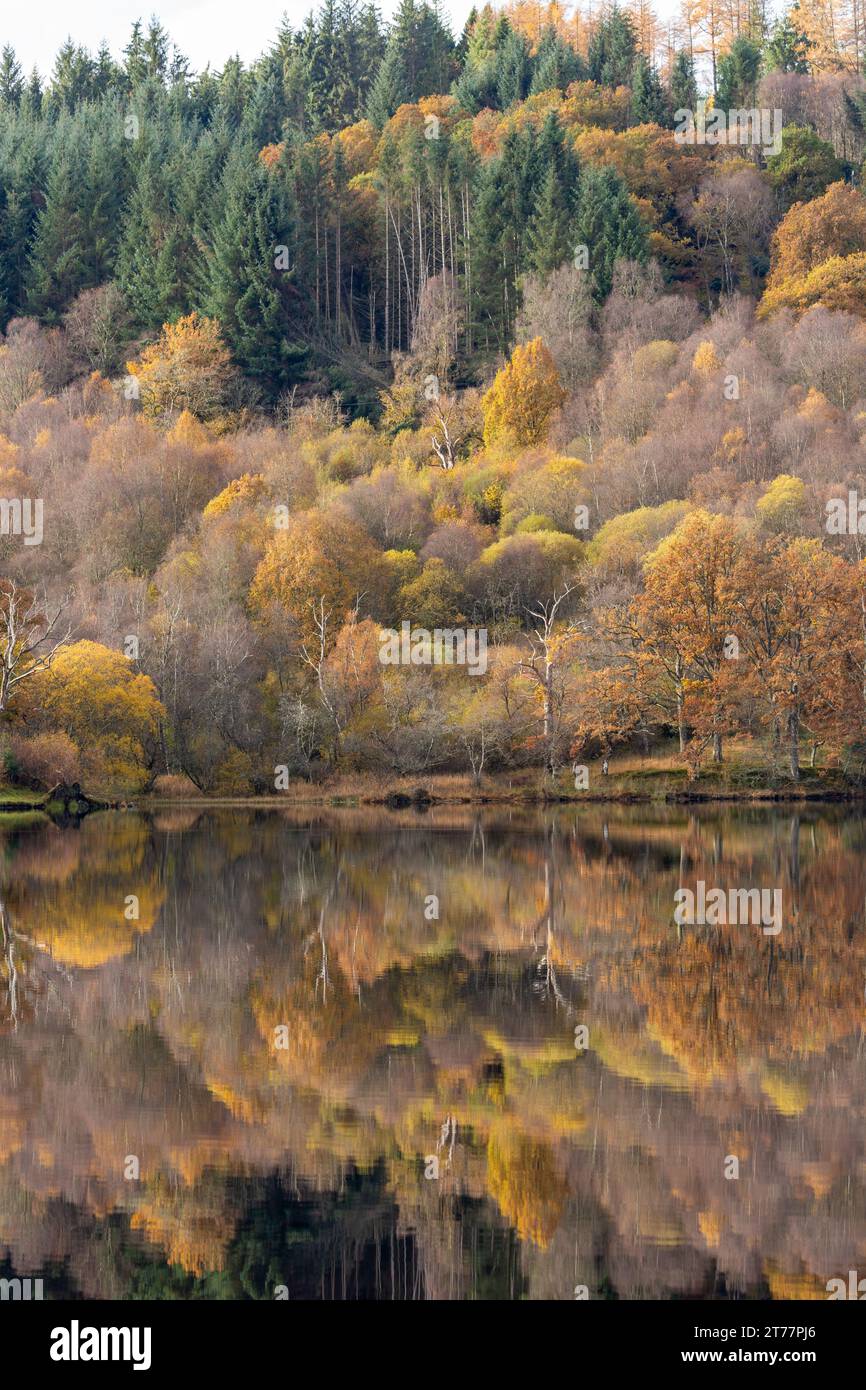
[10,732,81,789]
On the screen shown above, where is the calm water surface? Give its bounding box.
[0,804,864,1300]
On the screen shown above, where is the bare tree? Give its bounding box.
[428,397,465,470]
[0,580,69,715]
[300,594,364,757]
[519,583,580,778]
[63,283,130,376]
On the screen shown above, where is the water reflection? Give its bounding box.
[0,805,864,1300]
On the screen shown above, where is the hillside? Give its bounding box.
[0,1,866,797]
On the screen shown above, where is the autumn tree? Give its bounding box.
[249,510,383,651]
[126,313,239,421]
[519,580,581,776]
[725,536,859,779]
[27,639,164,791]
[760,181,866,318]
[625,511,741,761]
[482,338,565,447]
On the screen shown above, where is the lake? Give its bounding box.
[0,804,863,1300]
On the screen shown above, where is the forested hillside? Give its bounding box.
[2,0,866,796]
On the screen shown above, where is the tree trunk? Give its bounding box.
[677,691,687,753]
[675,654,687,752]
[788,708,800,781]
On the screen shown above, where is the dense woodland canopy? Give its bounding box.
[2,0,866,793]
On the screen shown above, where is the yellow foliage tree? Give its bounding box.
[28,640,164,792]
[587,500,691,576]
[755,474,807,532]
[203,473,268,520]
[487,1126,568,1247]
[757,253,866,320]
[692,340,721,375]
[249,511,384,648]
[482,338,566,448]
[126,313,237,422]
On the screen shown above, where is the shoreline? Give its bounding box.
[6,768,866,816]
[9,791,865,815]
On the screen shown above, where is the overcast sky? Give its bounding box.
[3,2,474,77]
[4,1,680,79]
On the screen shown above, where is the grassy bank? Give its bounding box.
[6,740,865,817]
[0,787,49,810]
[137,755,866,810]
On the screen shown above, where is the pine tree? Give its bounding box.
[574,164,648,299]
[143,18,170,79]
[466,7,500,67]
[470,126,541,346]
[453,63,497,113]
[367,40,409,126]
[669,50,697,114]
[765,12,811,73]
[470,158,508,350]
[48,41,96,112]
[80,116,130,285]
[293,136,334,330]
[716,36,761,107]
[204,158,307,401]
[21,69,43,119]
[535,109,580,191]
[531,26,585,94]
[116,152,191,331]
[630,55,668,126]
[495,28,531,108]
[527,113,579,280]
[92,43,121,98]
[123,21,148,88]
[26,130,90,318]
[286,0,384,131]
[343,1,386,123]
[0,46,24,110]
[588,5,637,88]
[367,0,454,127]
[457,7,478,62]
[215,57,251,133]
[27,108,128,319]
[0,120,45,326]
[305,0,344,130]
[527,164,573,280]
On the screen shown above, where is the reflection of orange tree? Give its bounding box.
[131,1166,241,1277]
[609,886,866,1081]
[251,946,392,1093]
[487,1126,568,1248]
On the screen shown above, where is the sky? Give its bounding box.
[4,0,682,79]
[2,1,478,78]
